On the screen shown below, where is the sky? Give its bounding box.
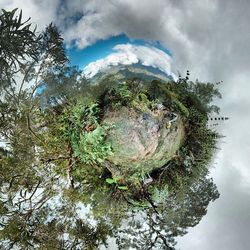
[67,34,172,69]
[1,0,250,249]
[82,42,175,78]
[66,34,175,78]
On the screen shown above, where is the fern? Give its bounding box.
[58,101,113,166]
[76,125,113,165]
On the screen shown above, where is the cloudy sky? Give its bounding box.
[1,0,250,249]
[82,42,175,78]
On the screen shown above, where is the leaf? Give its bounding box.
[113,176,121,183]
[105,178,116,184]
[118,186,128,190]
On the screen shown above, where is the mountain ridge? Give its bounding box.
[86,63,175,84]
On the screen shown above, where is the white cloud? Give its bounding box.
[0,0,60,30]
[83,44,175,79]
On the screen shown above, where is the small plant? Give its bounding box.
[72,125,113,165]
[107,84,133,108]
[105,177,128,190]
[150,185,169,204]
[58,101,113,165]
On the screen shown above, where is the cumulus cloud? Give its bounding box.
[0,0,60,30]
[83,44,175,79]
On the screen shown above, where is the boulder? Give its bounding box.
[102,105,185,177]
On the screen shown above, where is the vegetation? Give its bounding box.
[58,101,113,165]
[0,9,222,249]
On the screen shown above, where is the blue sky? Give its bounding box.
[67,34,172,69]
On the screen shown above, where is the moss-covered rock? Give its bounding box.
[102,104,185,177]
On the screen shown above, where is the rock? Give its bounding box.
[102,105,185,177]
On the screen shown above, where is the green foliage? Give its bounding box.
[105,177,120,184]
[72,125,112,164]
[128,200,149,210]
[105,177,128,191]
[138,92,151,106]
[150,185,169,204]
[0,8,68,106]
[146,81,190,117]
[41,23,68,65]
[173,99,190,117]
[147,79,221,116]
[39,66,88,106]
[58,101,113,166]
[142,77,221,201]
[127,171,145,188]
[117,185,128,190]
[0,8,38,78]
[105,84,134,108]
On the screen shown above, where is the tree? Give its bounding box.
[114,175,219,250]
[0,8,38,83]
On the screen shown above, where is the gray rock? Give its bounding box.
[102,106,185,177]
